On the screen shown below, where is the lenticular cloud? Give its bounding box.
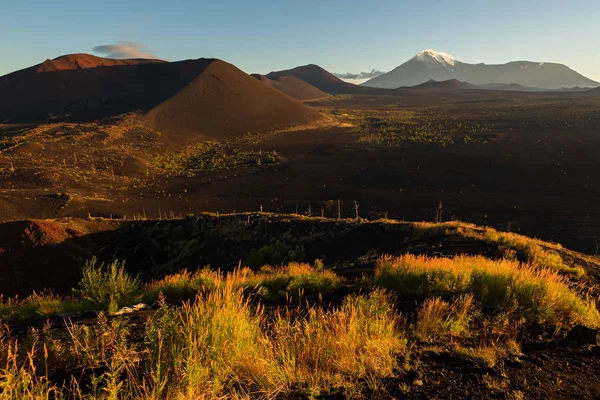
[92,42,159,59]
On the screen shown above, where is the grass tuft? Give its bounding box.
[415,294,476,340]
[144,262,342,304]
[245,262,342,301]
[0,292,86,323]
[141,283,403,397]
[373,254,600,328]
[270,288,406,393]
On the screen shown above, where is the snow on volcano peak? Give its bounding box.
[414,49,456,67]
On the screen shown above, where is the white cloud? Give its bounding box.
[341,78,371,85]
[332,69,385,81]
[92,42,159,59]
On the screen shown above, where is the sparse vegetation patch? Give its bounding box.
[344,110,491,147]
[154,141,281,177]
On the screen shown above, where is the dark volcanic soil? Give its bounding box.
[380,345,600,400]
[126,94,600,254]
[1,88,600,256]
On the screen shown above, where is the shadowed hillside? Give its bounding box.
[0,55,324,138]
[143,60,323,138]
[267,64,387,94]
[2,213,600,297]
[251,74,328,100]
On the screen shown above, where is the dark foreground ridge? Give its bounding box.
[3,212,600,297]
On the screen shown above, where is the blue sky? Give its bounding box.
[1,0,599,81]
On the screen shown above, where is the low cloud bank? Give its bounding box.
[333,69,385,80]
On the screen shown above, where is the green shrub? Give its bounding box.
[78,257,140,313]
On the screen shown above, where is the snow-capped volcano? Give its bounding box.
[413,49,456,67]
[362,49,599,90]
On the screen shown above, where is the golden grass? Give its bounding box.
[269,288,406,393]
[144,280,271,398]
[2,251,595,397]
[414,295,522,367]
[243,262,342,301]
[374,254,600,328]
[0,281,405,398]
[142,268,219,304]
[0,234,597,397]
[415,294,476,340]
[410,220,584,276]
[143,262,342,304]
[480,229,583,276]
[411,221,462,237]
[0,292,86,323]
[144,285,405,398]
[0,260,341,325]
[0,342,59,399]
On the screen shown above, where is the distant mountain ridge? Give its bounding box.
[363,49,599,90]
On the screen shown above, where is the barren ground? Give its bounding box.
[1,92,600,254]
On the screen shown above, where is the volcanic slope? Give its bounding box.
[251,74,328,100]
[35,53,166,72]
[0,54,168,122]
[364,49,599,89]
[143,60,324,138]
[0,54,324,138]
[267,64,385,94]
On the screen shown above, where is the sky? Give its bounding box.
[1,0,599,82]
